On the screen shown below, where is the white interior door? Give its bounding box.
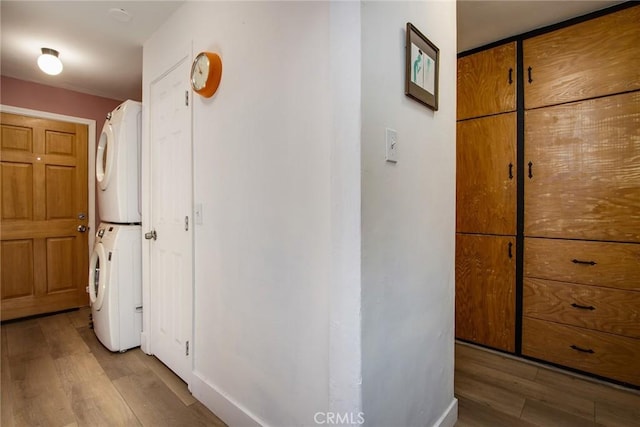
[148,57,193,383]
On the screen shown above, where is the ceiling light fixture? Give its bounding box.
[38,48,63,75]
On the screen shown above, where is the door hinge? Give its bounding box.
[185,341,190,356]
[185,216,189,231]
[185,90,189,106]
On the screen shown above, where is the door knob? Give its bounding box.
[145,230,157,240]
[77,225,87,232]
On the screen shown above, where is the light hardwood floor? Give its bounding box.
[455,341,640,426]
[1,307,226,427]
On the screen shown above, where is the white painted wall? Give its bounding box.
[360,1,457,426]
[143,2,362,426]
[144,1,456,426]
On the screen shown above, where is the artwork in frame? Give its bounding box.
[405,22,439,111]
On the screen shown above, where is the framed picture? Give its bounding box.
[405,22,439,111]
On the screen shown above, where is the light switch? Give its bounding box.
[386,128,398,163]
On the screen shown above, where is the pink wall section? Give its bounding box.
[0,76,124,141]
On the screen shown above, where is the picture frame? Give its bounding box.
[405,22,439,111]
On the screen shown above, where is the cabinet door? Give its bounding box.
[457,42,516,120]
[457,113,516,235]
[456,233,516,352]
[524,92,640,242]
[523,6,640,110]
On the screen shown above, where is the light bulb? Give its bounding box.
[38,48,63,75]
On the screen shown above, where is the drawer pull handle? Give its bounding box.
[528,161,533,179]
[527,66,533,83]
[571,303,595,311]
[571,259,596,266]
[508,68,513,85]
[508,242,513,258]
[570,344,594,354]
[508,163,513,180]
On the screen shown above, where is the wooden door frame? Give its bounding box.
[0,104,97,253]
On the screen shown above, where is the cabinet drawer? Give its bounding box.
[523,317,640,386]
[524,278,640,338]
[524,238,640,291]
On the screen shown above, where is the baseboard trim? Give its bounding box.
[433,397,458,427]
[190,372,265,427]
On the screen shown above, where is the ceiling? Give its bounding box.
[0,1,626,102]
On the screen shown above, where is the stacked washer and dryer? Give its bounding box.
[88,100,143,352]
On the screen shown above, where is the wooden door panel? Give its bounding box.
[456,233,516,352]
[45,165,75,219]
[0,239,34,299]
[457,113,516,235]
[457,42,516,120]
[524,6,640,109]
[0,112,88,320]
[1,162,33,220]
[46,237,76,292]
[524,92,640,241]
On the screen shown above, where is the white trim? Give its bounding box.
[433,398,458,427]
[0,104,97,253]
[190,372,265,427]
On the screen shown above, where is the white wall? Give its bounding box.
[360,1,457,426]
[144,2,362,426]
[144,1,456,426]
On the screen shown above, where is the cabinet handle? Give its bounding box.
[508,242,513,258]
[508,163,513,180]
[570,344,594,354]
[572,259,597,266]
[528,161,533,179]
[527,66,533,83]
[571,303,596,311]
[508,68,513,85]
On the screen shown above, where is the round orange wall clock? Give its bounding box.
[190,52,222,98]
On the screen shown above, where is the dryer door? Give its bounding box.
[88,243,108,310]
[96,123,115,191]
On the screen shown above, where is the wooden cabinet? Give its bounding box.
[525,91,640,242]
[457,42,516,120]
[456,234,516,352]
[457,113,516,235]
[523,6,640,110]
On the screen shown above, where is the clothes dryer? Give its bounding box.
[96,100,141,223]
[88,222,142,352]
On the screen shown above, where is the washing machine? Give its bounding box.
[88,222,142,352]
[96,100,142,223]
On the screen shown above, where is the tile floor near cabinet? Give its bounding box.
[455,342,640,427]
[1,308,226,427]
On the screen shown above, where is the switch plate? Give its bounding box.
[194,203,203,224]
[386,128,398,163]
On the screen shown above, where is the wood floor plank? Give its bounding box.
[1,326,16,427]
[133,349,197,406]
[520,399,601,427]
[38,313,90,359]
[189,401,228,427]
[455,396,538,427]
[66,307,91,330]
[595,401,640,427]
[4,319,50,360]
[454,370,526,417]
[456,356,595,420]
[9,354,76,426]
[77,326,149,381]
[456,342,539,380]
[112,371,216,427]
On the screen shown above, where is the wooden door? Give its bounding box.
[148,56,193,383]
[523,5,640,110]
[524,91,640,242]
[457,42,516,120]
[1,113,89,320]
[457,112,517,235]
[456,233,516,352]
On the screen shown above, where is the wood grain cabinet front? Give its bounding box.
[523,5,640,110]
[522,317,640,386]
[456,233,516,352]
[457,113,516,235]
[524,91,640,242]
[457,42,516,120]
